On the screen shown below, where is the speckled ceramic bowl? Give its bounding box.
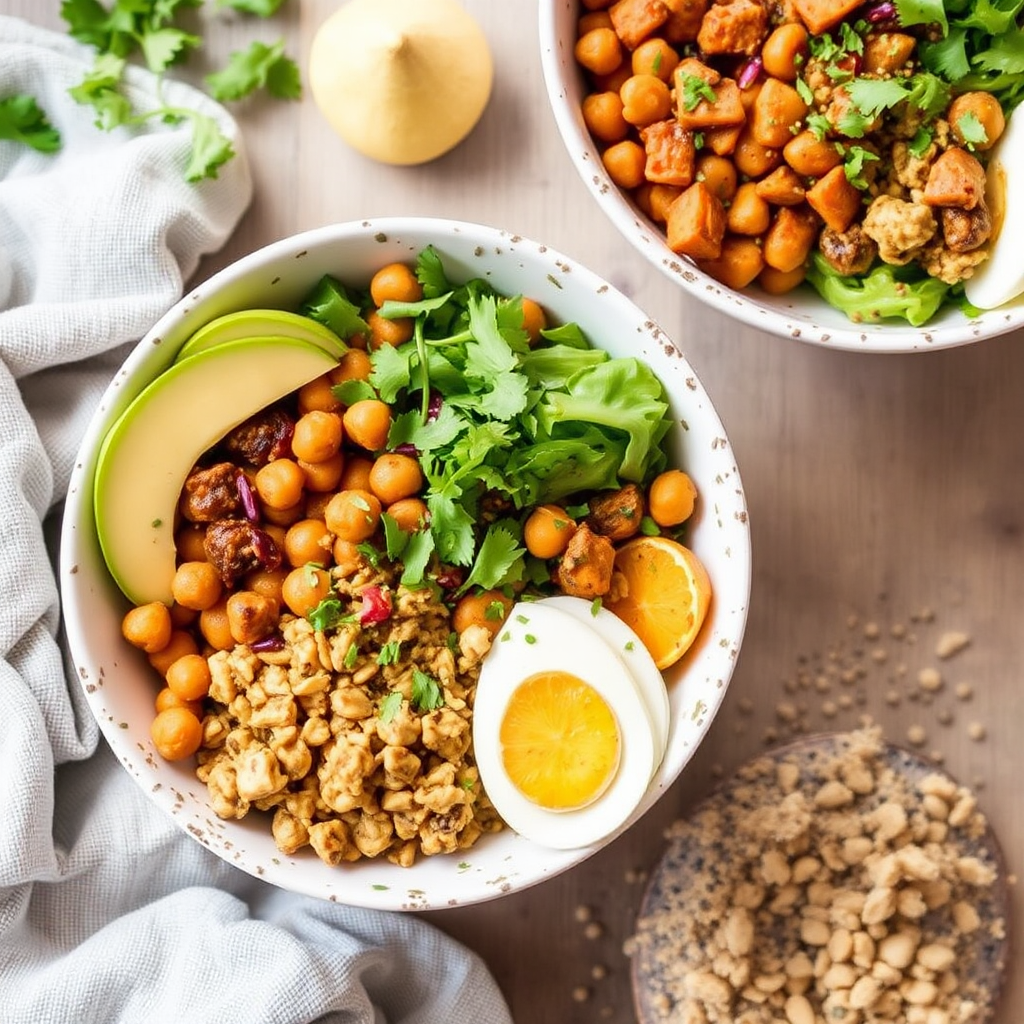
[538,1,1024,353]
[59,218,751,910]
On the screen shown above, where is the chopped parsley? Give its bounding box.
[955,110,989,149]
[343,642,359,670]
[590,597,602,617]
[411,669,444,712]
[377,641,402,666]
[841,144,880,190]
[307,594,345,631]
[378,690,403,724]
[907,126,934,158]
[678,73,717,112]
[524,634,537,645]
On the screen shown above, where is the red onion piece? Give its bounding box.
[865,1,897,22]
[236,471,259,523]
[251,527,282,570]
[250,634,285,652]
[358,585,392,625]
[427,391,443,422]
[737,56,763,90]
[392,442,419,456]
[434,565,465,591]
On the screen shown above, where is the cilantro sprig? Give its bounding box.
[59,0,300,182]
[0,95,62,153]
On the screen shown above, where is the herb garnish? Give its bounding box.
[0,95,62,153]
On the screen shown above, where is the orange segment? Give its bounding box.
[603,536,712,670]
[499,670,620,811]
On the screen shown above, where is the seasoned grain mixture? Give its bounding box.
[195,560,504,868]
[629,729,1008,1024]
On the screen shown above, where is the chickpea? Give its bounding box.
[281,565,333,617]
[593,63,632,94]
[342,400,392,452]
[727,182,772,236]
[524,505,577,559]
[761,23,809,81]
[602,139,647,189]
[226,590,278,645]
[324,488,382,543]
[122,602,172,654]
[758,263,806,294]
[452,589,513,638]
[582,91,630,143]
[648,469,698,526]
[171,561,222,611]
[175,525,207,563]
[255,458,305,511]
[370,262,423,306]
[155,686,203,719]
[299,451,345,493]
[298,373,342,414]
[260,501,305,528]
[649,183,683,223]
[198,599,234,651]
[284,518,333,567]
[169,603,197,628]
[150,706,203,761]
[696,154,738,204]
[521,298,547,346]
[148,629,199,675]
[330,348,373,385]
[386,497,429,533]
[243,567,289,607]
[574,27,622,77]
[165,653,213,702]
[949,92,1005,151]
[291,410,343,463]
[631,38,679,82]
[619,74,672,127]
[263,523,288,553]
[578,10,612,33]
[304,491,333,521]
[332,538,366,577]
[339,454,375,492]
[367,310,414,349]
[368,452,423,506]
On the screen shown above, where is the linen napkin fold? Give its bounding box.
[0,16,513,1024]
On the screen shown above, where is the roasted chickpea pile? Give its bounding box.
[119,258,702,866]
[574,0,1006,300]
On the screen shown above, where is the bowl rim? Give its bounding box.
[58,216,752,909]
[536,0,1024,354]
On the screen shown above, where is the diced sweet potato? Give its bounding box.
[863,32,917,76]
[673,56,720,86]
[703,124,743,156]
[666,180,727,259]
[783,129,843,177]
[696,0,768,56]
[674,71,746,129]
[586,484,646,541]
[805,164,862,232]
[762,204,820,273]
[609,0,669,50]
[752,78,809,149]
[755,165,806,206]
[791,0,866,36]
[698,235,766,289]
[641,119,697,186]
[922,147,987,210]
[555,524,616,599]
[662,0,708,44]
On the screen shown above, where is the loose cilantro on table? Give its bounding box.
[0,95,62,153]
[59,0,300,182]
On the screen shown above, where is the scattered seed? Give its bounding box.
[583,922,604,940]
[710,763,725,778]
[776,701,798,723]
[571,985,590,1003]
[936,630,970,659]
[821,700,838,718]
[574,904,592,923]
[591,964,608,981]
[846,614,859,629]
[763,726,779,745]
[863,622,880,640]
[890,623,907,639]
[917,667,943,693]
[967,722,987,742]
[814,675,831,693]
[929,749,945,764]
[871,648,888,664]
[838,694,853,710]
[885,690,901,707]
[737,696,754,715]
[938,709,954,726]
[907,724,927,746]
[955,682,974,701]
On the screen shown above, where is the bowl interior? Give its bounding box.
[59,218,751,910]
[538,0,1024,353]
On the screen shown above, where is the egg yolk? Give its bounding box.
[498,670,621,811]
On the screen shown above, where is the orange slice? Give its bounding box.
[499,670,621,811]
[603,536,712,670]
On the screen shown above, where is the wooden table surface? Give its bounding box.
[9,2,1022,1021]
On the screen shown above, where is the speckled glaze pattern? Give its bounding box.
[538,1,1024,353]
[59,218,751,910]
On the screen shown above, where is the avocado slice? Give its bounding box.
[94,336,338,606]
[175,309,348,362]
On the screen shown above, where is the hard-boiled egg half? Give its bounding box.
[966,108,1024,310]
[472,597,670,850]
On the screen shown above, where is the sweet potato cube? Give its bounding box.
[922,147,987,210]
[666,180,727,259]
[699,235,766,289]
[805,165,862,232]
[863,32,918,76]
[662,0,708,45]
[609,0,669,50]
[791,0,867,36]
[675,73,746,130]
[751,78,809,148]
[755,165,806,206]
[703,124,743,155]
[641,120,697,186]
[762,204,820,273]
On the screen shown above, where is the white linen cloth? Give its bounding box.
[0,16,513,1024]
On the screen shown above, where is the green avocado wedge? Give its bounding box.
[175,309,348,362]
[94,336,339,607]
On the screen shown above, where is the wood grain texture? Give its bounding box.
[4,3,1022,1022]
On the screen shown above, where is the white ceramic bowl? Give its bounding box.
[538,1,1024,353]
[59,218,751,910]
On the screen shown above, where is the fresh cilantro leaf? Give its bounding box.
[0,95,62,153]
[795,77,814,105]
[369,341,413,402]
[381,512,410,561]
[457,522,526,595]
[217,0,289,14]
[973,31,1024,75]
[357,541,382,568]
[399,530,435,586]
[640,515,661,536]
[206,40,301,102]
[411,669,444,712]
[299,275,369,340]
[378,690,403,723]
[139,26,199,74]
[805,111,833,140]
[894,0,948,33]
[307,594,345,630]
[332,379,376,405]
[907,126,933,158]
[844,76,909,118]
[678,73,717,111]
[378,293,453,320]
[416,245,451,297]
[839,22,864,55]
[904,73,951,119]
[426,491,477,566]
[958,0,1024,35]
[387,404,465,452]
[182,112,235,182]
[61,0,125,51]
[590,597,602,616]
[343,642,359,669]
[537,321,590,349]
[68,52,131,130]
[955,110,989,149]
[377,641,402,666]
[564,502,590,518]
[484,600,507,621]
[842,144,880,189]
[920,28,971,80]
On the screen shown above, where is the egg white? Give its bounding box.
[473,601,658,850]
[541,595,670,776]
[965,108,1024,310]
